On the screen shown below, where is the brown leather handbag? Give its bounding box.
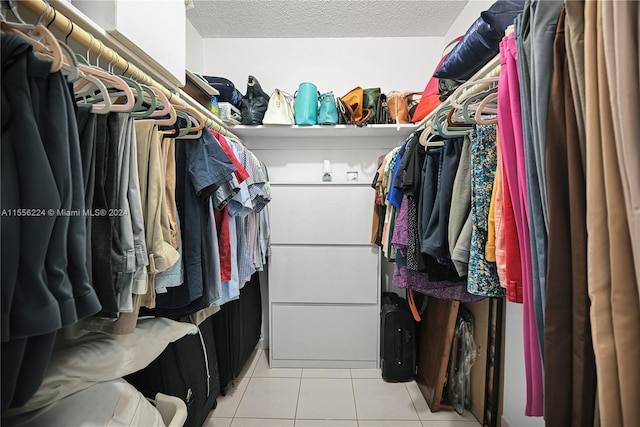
[387,91,422,124]
[337,87,371,125]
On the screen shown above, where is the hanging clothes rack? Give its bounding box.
[16,0,240,141]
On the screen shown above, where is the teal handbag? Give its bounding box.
[318,92,338,125]
[294,82,319,125]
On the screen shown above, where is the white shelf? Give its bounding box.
[230,123,416,138]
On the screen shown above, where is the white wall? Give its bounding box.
[200,37,444,96]
[186,19,204,71]
[444,0,495,43]
[73,0,186,85]
[502,304,545,427]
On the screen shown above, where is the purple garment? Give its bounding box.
[391,190,481,302]
[392,263,485,303]
[392,246,484,303]
[391,194,410,250]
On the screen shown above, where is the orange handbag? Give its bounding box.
[337,87,371,125]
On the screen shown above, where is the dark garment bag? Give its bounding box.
[212,273,262,393]
[381,292,416,382]
[125,316,219,427]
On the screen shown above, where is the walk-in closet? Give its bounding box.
[2,1,638,427]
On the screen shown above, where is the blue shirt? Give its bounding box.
[155,130,235,314]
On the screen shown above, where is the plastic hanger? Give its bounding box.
[0,2,32,30]
[148,87,177,126]
[160,120,181,138]
[1,22,63,73]
[75,71,112,114]
[59,49,111,115]
[433,107,451,137]
[175,111,192,137]
[77,66,135,112]
[129,85,157,119]
[474,92,499,125]
[460,91,490,124]
[72,42,135,112]
[176,115,202,139]
[174,105,205,131]
[465,94,497,125]
[103,52,148,115]
[440,119,472,138]
[446,108,473,128]
[446,90,489,125]
[58,19,80,77]
[56,41,80,82]
[81,34,96,66]
[102,52,153,117]
[67,34,110,114]
[2,2,64,73]
[428,103,450,133]
[434,106,471,138]
[174,105,204,139]
[450,77,499,110]
[75,64,134,112]
[148,87,170,117]
[118,77,146,116]
[419,125,444,147]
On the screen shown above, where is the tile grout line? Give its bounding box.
[293,374,303,423]
[229,349,263,423]
[405,381,425,423]
[246,349,261,377]
[350,375,360,426]
[350,368,360,427]
[230,376,253,421]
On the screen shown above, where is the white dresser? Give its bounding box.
[236,124,414,368]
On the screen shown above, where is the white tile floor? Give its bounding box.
[203,350,480,427]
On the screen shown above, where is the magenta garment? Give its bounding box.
[497,33,544,416]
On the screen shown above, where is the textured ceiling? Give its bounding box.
[186,0,470,38]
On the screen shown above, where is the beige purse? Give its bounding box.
[262,89,294,125]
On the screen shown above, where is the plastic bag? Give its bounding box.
[450,311,477,415]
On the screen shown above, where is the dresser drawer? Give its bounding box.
[271,304,378,362]
[269,184,375,245]
[270,245,379,303]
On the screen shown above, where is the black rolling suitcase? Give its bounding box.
[213,272,262,392]
[381,292,416,382]
[125,316,220,427]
